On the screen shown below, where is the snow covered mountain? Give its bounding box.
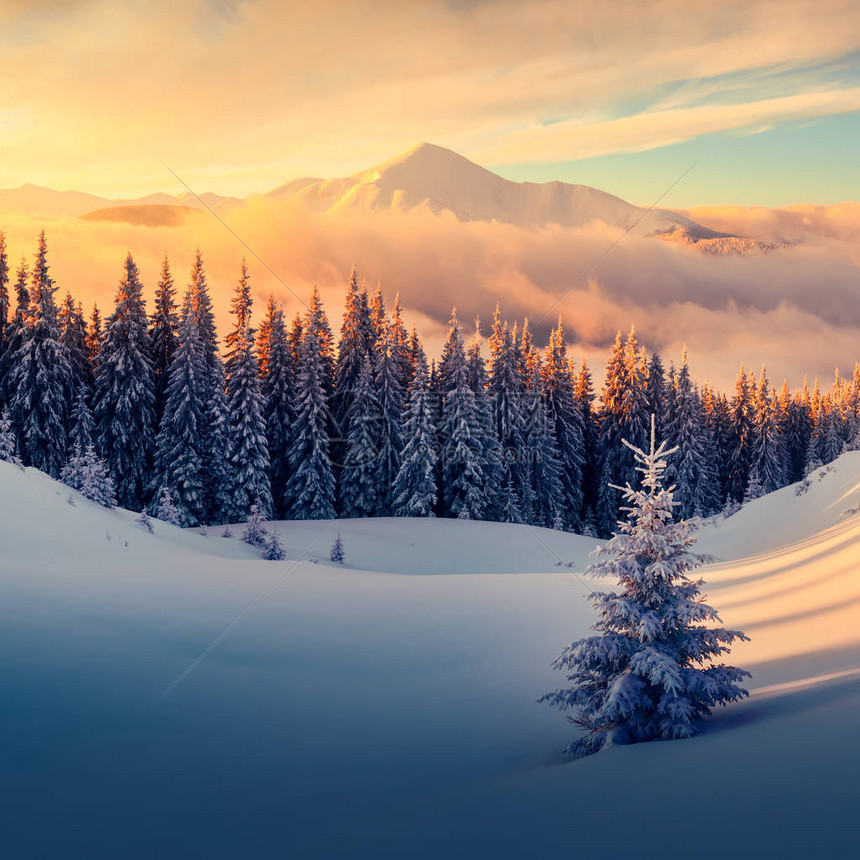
[263,142,751,242]
[0,145,777,251]
[1,454,858,855]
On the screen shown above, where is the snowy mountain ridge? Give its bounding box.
[0,182,237,219]
[262,142,762,244]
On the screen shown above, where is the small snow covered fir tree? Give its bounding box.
[242,503,269,548]
[263,529,286,560]
[155,485,181,527]
[60,445,88,492]
[136,508,154,534]
[61,444,116,508]
[330,532,345,564]
[580,515,597,539]
[501,462,524,524]
[540,417,750,757]
[0,409,21,466]
[80,447,117,508]
[743,470,765,502]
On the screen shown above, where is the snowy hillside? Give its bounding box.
[1,457,858,856]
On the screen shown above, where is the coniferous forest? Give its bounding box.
[1,229,858,535]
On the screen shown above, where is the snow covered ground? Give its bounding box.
[2,455,859,857]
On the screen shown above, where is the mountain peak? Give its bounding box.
[400,141,450,158]
[385,141,469,163]
[361,141,495,184]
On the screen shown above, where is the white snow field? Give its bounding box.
[2,456,859,857]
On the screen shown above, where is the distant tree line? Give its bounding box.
[0,230,858,534]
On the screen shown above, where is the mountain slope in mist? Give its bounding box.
[0,184,237,219]
[263,142,764,245]
[0,144,775,252]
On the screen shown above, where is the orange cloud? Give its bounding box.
[2,195,858,391]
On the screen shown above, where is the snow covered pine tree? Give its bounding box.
[0,409,22,465]
[242,503,269,549]
[262,529,286,561]
[60,444,117,508]
[155,486,181,527]
[330,532,345,564]
[540,417,749,757]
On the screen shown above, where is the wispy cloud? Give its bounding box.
[474,87,860,164]
[1,196,857,390]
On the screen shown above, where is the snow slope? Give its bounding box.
[211,515,599,575]
[698,453,860,561]
[1,457,858,857]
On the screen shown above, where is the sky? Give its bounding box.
[1,0,859,390]
[1,0,859,206]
